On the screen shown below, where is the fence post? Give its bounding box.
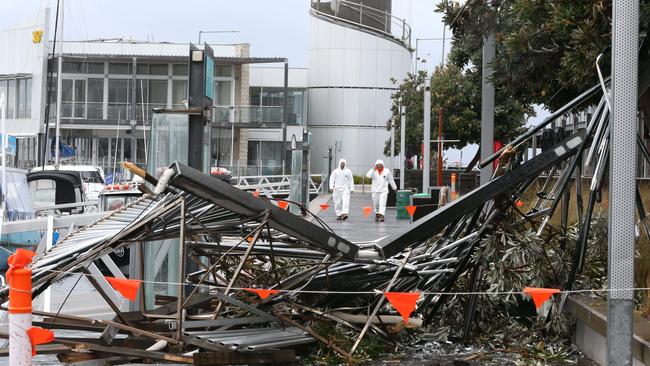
[8,250,33,365]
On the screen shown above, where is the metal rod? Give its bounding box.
[349,249,411,356]
[176,197,186,340]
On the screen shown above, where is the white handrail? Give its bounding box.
[310,0,411,49]
[234,174,323,195]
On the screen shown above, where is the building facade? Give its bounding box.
[1,3,413,180]
[307,0,412,173]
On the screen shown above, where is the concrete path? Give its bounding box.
[313,192,411,243]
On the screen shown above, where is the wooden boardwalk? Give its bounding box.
[313,191,411,243]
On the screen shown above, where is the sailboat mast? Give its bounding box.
[54,0,64,166]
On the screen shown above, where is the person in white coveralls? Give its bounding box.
[329,158,354,220]
[366,159,397,222]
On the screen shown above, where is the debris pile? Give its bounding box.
[1,62,649,364]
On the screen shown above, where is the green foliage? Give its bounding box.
[384,66,530,157]
[425,211,609,362]
[436,0,650,111]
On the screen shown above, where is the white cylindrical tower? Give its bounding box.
[308,0,412,175]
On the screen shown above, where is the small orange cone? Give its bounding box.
[384,292,420,323]
[363,207,373,217]
[277,201,289,210]
[516,200,524,208]
[406,205,417,217]
[523,287,560,309]
[105,276,142,302]
[244,288,280,299]
[320,204,330,211]
[26,327,54,356]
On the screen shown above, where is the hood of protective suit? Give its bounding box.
[374,159,384,166]
[338,158,347,169]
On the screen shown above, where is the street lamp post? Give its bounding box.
[414,38,445,73]
[423,77,431,194]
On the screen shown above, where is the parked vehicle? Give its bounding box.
[30,165,106,201]
[26,170,93,215]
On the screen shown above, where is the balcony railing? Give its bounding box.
[213,106,286,125]
[49,102,167,123]
[49,103,298,127]
[310,0,412,49]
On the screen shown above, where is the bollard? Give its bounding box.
[8,249,34,366]
[451,173,458,200]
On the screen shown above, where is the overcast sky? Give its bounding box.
[0,0,547,165]
[0,0,448,69]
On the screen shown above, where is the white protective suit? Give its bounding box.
[329,159,354,216]
[366,159,397,216]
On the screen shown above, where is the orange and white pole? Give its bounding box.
[451,173,458,200]
[8,250,34,365]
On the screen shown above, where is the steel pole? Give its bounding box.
[390,117,395,173]
[437,108,443,186]
[400,105,406,190]
[607,0,638,364]
[423,77,431,194]
[282,61,289,175]
[480,33,495,186]
[54,0,64,166]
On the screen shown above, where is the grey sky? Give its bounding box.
[1,0,447,69]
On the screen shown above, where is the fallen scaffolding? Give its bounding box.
[2,51,650,364]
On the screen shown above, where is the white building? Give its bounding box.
[307,0,412,173]
[1,3,412,179]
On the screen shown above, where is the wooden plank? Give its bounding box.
[0,344,69,356]
[55,339,193,364]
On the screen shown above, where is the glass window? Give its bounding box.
[28,179,57,208]
[16,79,26,118]
[108,79,131,119]
[214,80,231,106]
[250,87,261,106]
[288,89,304,125]
[172,80,187,106]
[137,79,168,120]
[97,137,109,166]
[148,80,167,105]
[63,61,83,73]
[85,62,104,74]
[261,87,284,106]
[79,171,104,184]
[60,79,74,118]
[0,80,6,117]
[247,141,283,175]
[63,61,104,74]
[215,64,233,77]
[108,62,132,75]
[137,63,168,75]
[149,64,168,75]
[103,196,127,211]
[24,79,31,118]
[136,64,148,75]
[7,79,15,119]
[73,79,86,118]
[87,78,104,119]
[172,64,188,76]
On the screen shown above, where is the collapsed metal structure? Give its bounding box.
[1,52,650,364]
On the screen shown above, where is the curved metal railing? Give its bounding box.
[310,0,412,50]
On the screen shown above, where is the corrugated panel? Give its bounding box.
[57,41,239,58]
